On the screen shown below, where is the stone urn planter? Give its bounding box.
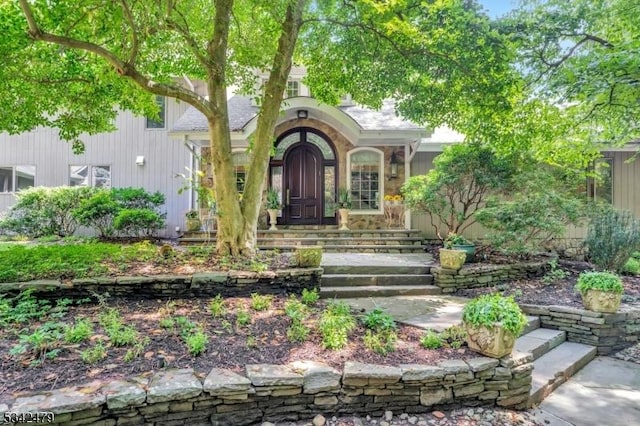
[296,245,323,268]
[575,271,624,313]
[451,244,476,263]
[338,208,350,231]
[267,209,279,231]
[462,294,527,358]
[185,211,201,232]
[439,248,466,271]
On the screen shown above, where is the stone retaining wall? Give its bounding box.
[520,304,640,355]
[0,269,322,299]
[432,262,549,293]
[1,356,534,426]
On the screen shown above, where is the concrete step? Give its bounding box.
[320,285,442,298]
[258,237,424,246]
[528,341,598,407]
[322,264,431,275]
[515,328,566,360]
[322,274,434,287]
[522,316,541,336]
[262,244,426,253]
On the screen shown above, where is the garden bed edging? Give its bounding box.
[0,268,322,299]
[432,262,549,293]
[1,355,534,426]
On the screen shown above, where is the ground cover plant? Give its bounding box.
[0,292,473,396]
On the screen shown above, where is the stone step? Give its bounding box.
[322,264,431,275]
[182,229,423,239]
[528,341,598,407]
[322,274,434,287]
[262,245,426,253]
[522,316,541,335]
[320,285,442,299]
[515,328,566,360]
[257,237,424,246]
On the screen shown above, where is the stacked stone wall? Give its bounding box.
[2,355,534,426]
[521,304,640,355]
[433,262,548,293]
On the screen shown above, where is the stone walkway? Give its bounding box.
[321,253,434,269]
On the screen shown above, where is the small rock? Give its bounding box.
[353,417,364,426]
[332,416,337,422]
[466,409,474,416]
[380,422,390,426]
[366,415,371,421]
[400,413,409,420]
[385,411,393,421]
[313,414,326,426]
[408,416,418,425]
[432,411,446,419]
[261,423,275,426]
[418,421,428,426]
[476,408,484,414]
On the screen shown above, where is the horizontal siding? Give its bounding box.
[410,150,640,244]
[0,99,192,237]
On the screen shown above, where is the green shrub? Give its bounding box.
[420,330,443,349]
[113,208,165,237]
[284,296,308,321]
[623,258,640,275]
[11,321,64,360]
[250,293,273,311]
[0,290,51,323]
[235,309,251,328]
[72,190,119,238]
[301,288,320,306]
[440,324,467,349]
[81,340,107,364]
[319,301,356,350]
[185,329,208,356]
[363,329,397,355]
[65,318,94,343]
[361,308,396,331]
[159,317,175,329]
[175,316,196,336]
[542,259,569,286]
[586,209,640,272]
[287,320,310,343]
[111,187,165,210]
[575,271,624,295]
[462,294,527,336]
[208,294,226,318]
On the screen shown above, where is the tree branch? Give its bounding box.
[539,34,613,68]
[118,0,139,64]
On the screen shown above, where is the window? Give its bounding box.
[587,158,613,203]
[232,151,250,193]
[145,95,166,129]
[348,149,382,212]
[70,165,111,188]
[0,166,35,193]
[286,80,300,98]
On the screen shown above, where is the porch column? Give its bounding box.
[404,143,411,229]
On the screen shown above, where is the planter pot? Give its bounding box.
[439,248,466,271]
[185,217,201,232]
[296,245,323,268]
[464,322,517,358]
[452,244,475,263]
[338,208,350,231]
[581,289,622,313]
[267,209,279,231]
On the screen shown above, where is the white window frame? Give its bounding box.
[145,95,166,129]
[232,149,251,194]
[69,165,112,188]
[346,147,384,215]
[286,80,300,98]
[0,165,36,194]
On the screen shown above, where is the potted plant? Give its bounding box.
[185,210,201,232]
[575,271,624,313]
[266,188,282,230]
[337,188,352,231]
[462,293,527,358]
[444,232,476,263]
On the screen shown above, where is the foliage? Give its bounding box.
[462,294,527,336]
[575,271,624,295]
[623,255,640,276]
[440,324,468,349]
[287,320,311,343]
[542,260,569,286]
[476,167,587,254]
[185,210,199,220]
[265,188,282,210]
[0,290,51,324]
[586,209,640,273]
[235,309,251,329]
[113,208,165,238]
[318,301,356,350]
[72,190,119,238]
[184,329,208,356]
[111,187,165,210]
[208,295,226,318]
[250,293,273,311]
[64,318,94,343]
[443,232,472,249]
[420,330,443,350]
[363,329,397,355]
[301,288,320,306]
[80,340,107,364]
[0,186,94,237]
[402,143,518,238]
[361,308,396,332]
[99,308,138,347]
[124,337,150,362]
[337,188,352,209]
[11,321,64,363]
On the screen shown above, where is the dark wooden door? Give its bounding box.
[285,144,322,224]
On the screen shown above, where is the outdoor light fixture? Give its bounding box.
[297,109,308,119]
[390,152,398,178]
[135,155,145,166]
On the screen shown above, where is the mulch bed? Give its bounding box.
[454,260,640,308]
[0,297,473,400]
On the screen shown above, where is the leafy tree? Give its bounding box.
[401,142,518,238]
[502,0,640,147]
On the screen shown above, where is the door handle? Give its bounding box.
[286,188,290,206]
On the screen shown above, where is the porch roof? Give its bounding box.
[170,95,428,145]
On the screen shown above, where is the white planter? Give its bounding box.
[267,209,279,230]
[338,208,350,230]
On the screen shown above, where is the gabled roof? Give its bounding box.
[171,95,423,137]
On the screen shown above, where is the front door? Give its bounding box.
[285,144,323,225]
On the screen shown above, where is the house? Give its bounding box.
[1,67,638,242]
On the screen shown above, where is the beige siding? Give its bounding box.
[0,99,192,237]
[410,150,640,243]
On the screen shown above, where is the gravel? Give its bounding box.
[613,342,640,365]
